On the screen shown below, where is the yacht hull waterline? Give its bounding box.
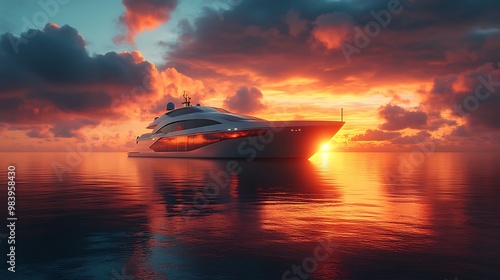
[128,95,345,159]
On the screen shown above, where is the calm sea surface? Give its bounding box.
[0,152,499,280]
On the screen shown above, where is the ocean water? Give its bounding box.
[0,152,499,280]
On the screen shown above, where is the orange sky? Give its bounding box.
[1,0,500,152]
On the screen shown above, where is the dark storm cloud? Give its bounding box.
[378,104,428,131]
[164,0,365,80]
[425,63,500,130]
[450,125,470,137]
[158,0,500,147]
[0,24,152,91]
[465,93,500,129]
[49,118,99,138]
[223,86,266,114]
[0,98,23,112]
[164,0,500,91]
[27,128,51,139]
[0,24,157,138]
[27,90,114,113]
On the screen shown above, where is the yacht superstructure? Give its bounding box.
[128,94,344,159]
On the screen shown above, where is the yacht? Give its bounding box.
[128,93,345,159]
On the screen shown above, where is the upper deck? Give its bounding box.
[146,105,265,131]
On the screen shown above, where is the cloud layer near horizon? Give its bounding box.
[1,0,500,151]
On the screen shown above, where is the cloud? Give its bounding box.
[310,12,354,49]
[390,131,431,145]
[49,119,99,138]
[424,63,500,130]
[378,104,428,131]
[351,129,401,141]
[157,0,500,152]
[0,24,153,91]
[4,0,500,152]
[114,0,178,44]
[26,127,52,139]
[283,9,309,37]
[351,129,433,147]
[164,0,500,95]
[27,90,114,113]
[0,24,154,124]
[0,23,211,142]
[449,125,470,137]
[223,86,266,114]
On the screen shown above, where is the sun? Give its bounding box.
[321,143,330,151]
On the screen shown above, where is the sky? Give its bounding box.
[0,0,500,152]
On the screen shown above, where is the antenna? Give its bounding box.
[341,108,344,122]
[182,91,191,107]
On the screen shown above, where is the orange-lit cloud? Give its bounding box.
[160,0,500,151]
[351,129,401,142]
[310,12,354,49]
[114,0,177,44]
[0,23,212,150]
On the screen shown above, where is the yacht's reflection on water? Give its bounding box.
[130,157,341,217]
[123,157,342,279]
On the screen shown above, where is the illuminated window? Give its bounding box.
[150,129,268,152]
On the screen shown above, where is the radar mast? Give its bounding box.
[182,91,191,107]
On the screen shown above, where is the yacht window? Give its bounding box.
[158,119,221,134]
[212,107,230,113]
[218,114,250,122]
[165,106,203,117]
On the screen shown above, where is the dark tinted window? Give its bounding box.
[212,107,229,113]
[218,114,249,122]
[165,107,203,117]
[218,114,264,121]
[158,119,221,134]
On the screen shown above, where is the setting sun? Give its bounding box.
[321,143,330,151]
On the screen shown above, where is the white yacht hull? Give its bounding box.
[128,121,344,159]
